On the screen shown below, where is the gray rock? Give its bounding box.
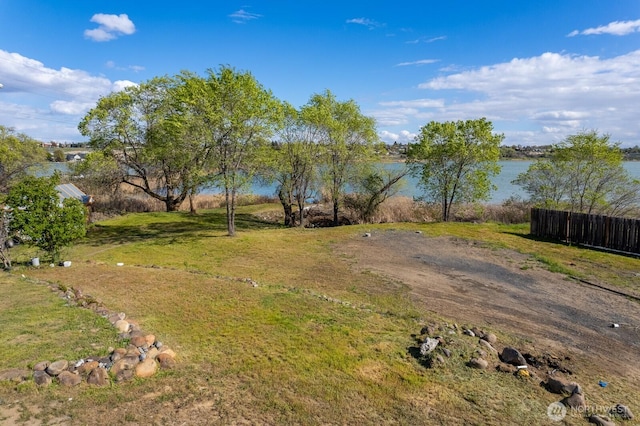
[33,370,52,387]
[33,361,50,372]
[435,355,445,364]
[114,368,135,383]
[562,392,586,410]
[463,329,475,337]
[420,338,439,356]
[544,376,580,395]
[57,371,82,387]
[441,348,452,358]
[45,360,69,376]
[500,347,526,366]
[468,358,488,369]
[610,403,634,420]
[87,367,109,386]
[478,339,498,354]
[482,333,497,344]
[588,414,615,426]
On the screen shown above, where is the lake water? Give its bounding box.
[45,161,640,205]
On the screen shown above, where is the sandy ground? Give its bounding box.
[341,230,640,379]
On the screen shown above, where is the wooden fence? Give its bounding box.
[530,208,640,255]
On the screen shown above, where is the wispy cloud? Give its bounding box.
[105,61,145,72]
[84,13,136,42]
[395,59,439,67]
[568,19,640,37]
[405,35,446,44]
[229,9,262,24]
[346,17,383,29]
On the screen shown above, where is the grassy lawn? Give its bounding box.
[1,204,637,424]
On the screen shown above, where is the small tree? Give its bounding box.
[5,175,86,263]
[513,130,640,215]
[407,118,503,221]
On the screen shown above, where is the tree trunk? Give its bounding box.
[333,198,340,227]
[226,189,236,236]
[278,188,294,227]
[189,193,196,215]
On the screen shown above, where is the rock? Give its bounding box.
[478,339,498,354]
[87,367,109,386]
[111,348,127,362]
[126,345,141,357]
[435,355,445,364]
[157,353,176,370]
[468,358,488,369]
[470,327,484,338]
[110,356,140,376]
[482,333,497,344]
[562,392,586,410]
[33,361,50,372]
[146,347,159,360]
[130,335,148,348]
[441,348,452,358]
[500,347,526,366]
[114,369,135,383]
[114,319,130,333]
[77,361,99,375]
[33,370,52,387]
[135,358,158,378]
[46,360,69,376]
[611,403,634,420]
[420,325,435,336]
[144,334,156,347]
[57,371,82,387]
[496,364,516,374]
[463,329,475,337]
[544,376,581,395]
[588,414,616,426]
[420,338,439,356]
[475,349,487,359]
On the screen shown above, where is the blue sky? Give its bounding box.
[1,1,639,146]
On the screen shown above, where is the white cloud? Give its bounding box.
[395,59,439,67]
[229,9,262,24]
[410,50,640,145]
[84,13,136,42]
[406,35,446,44]
[0,50,135,141]
[379,129,416,144]
[346,17,383,29]
[568,19,640,37]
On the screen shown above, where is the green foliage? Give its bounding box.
[407,118,503,221]
[5,175,86,262]
[51,148,66,162]
[513,130,640,215]
[346,166,409,223]
[0,125,47,194]
[304,90,380,226]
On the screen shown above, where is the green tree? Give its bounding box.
[346,166,408,223]
[0,125,47,193]
[52,148,66,162]
[407,118,503,222]
[176,67,283,235]
[305,90,379,226]
[0,126,48,268]
[262,103,322,227]
[5,174,86,263]
[79,76,214,212]
[513,130,640,215]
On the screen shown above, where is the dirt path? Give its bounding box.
[341,230,640,378]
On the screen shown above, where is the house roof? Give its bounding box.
[55,183,93,205]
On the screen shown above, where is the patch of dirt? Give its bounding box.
[341,230,640,378]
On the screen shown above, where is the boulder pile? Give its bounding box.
[0,282,177,388]
[411,322,635,424]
